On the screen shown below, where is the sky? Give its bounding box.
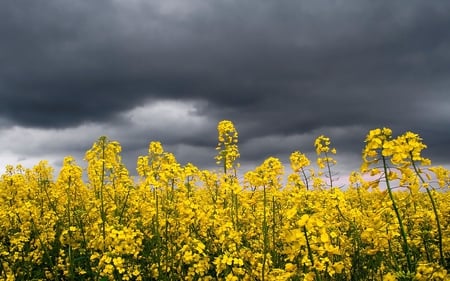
[1,0,450,181]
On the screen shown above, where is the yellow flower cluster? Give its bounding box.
[314,135,337,188]
[215,120,240,174]
[290,151,310,173]
[362,128,430,170]
[0,122,448,280]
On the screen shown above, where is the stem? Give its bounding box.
[232,189,239,231]
[155,192,163,279]
[118,188,131,225]
[301,168,310,190]
[356,187,364,212]
[100,138,107,251]
[165,206,170,280]
[303,225,314,265]
[411,160,445,267]
[324,152,334,188]
[30,218,58,280]
[303,225,320,281]
[382,156,413,274]
[262,185,268,281]
[223,150,227,175]
[66,175,75,280]
[271,196,277,266]
[234,170,239,230]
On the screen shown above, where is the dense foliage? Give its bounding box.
[0,121,448,280]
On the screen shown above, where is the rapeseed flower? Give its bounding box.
[0,121,448,280]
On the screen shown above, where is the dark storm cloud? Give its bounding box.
[1,0,449,168]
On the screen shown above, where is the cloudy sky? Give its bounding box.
[1,0,449,180]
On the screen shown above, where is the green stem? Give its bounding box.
[262,185,267,281]
[118,188,131,225]
[232,189,239,231]
[30,218,58,280]
[324,152,334,188]
[303,225,314,265]
[223,150,227,175]
[411,160,445,267]
[155,191,163,279]
[66,175,75,281]
[301,168,310,190]
[100,138,107,251]
[303,225,320,281]
[382,156,413,274]
[271,196,277,266]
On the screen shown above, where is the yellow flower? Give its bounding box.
[314,135,332,154]
[383,272,397,281]
[215,120,240,173]
[290,151,310,172]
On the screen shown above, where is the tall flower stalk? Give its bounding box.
[362,128,413,276]
[290,151,312,190]
[215,120,241,230]
[400,132,446,268]
[215,120,240,176]
[315,135,337,189]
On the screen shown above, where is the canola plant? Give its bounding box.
[0,120,448,280]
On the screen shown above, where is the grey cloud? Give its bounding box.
[0,0,449,173]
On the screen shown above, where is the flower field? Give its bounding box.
[0,121,449,281]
